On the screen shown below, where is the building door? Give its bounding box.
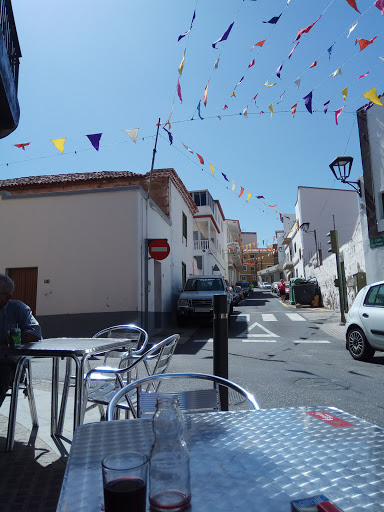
[7,267,38,315]
[154,260,162,328]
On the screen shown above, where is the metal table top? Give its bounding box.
[5,337,132,357]
[56,407,384,511]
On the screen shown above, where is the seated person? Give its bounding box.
[0,274,42,407]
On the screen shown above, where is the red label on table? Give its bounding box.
[306,410,354,427]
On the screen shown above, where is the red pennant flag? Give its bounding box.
[294,16,321,41]
[345,0,360,13]
[355,37,378,51]
[291,104,297,118]
[14,143,30,150]
[309,61,317,68]
[197,153,205,165]
[248,59,255,68]
[238,187,245,198]
[251,40,266,50]
[223,104,228,110]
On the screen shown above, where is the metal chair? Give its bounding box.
[5,356,39,451]
[82,334,180,422]
[106,372,260,420]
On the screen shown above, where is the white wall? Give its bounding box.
[366,103,384,233]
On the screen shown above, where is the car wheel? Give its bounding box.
[347,327,375,361]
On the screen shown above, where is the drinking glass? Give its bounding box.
[102,451,148,512]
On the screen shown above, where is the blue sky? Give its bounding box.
[1,0,383,244]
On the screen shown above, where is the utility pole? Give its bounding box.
[327,226,346,325]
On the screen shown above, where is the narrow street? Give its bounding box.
[171,288,384,427]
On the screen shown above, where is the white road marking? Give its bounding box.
[262,314,277,322]
[286,313,306,322]
[293,340,330,344]
[238,321,280,338]
[242,339,277,343]
[193,339,213,343]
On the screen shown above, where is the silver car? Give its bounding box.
[346,280,384,361]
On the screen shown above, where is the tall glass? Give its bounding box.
[102,451,148,512]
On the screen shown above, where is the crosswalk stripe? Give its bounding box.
[193,338,331,344]
[293,340,330,344]
[262,314,277,322]
[286,313,306,322]
[242,339,277,343]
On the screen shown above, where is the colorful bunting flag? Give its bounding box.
[238,187,245,198]
[86,133,102,151]
[51,138,65,154]
[212,22,234,48]
[327,45,334,60]
[125,129,139,143]
[231,181,236,191]
[363,102,374,112]
[248,59,255,68]
[182,142,194,153]
[276,63,283,79]
[303,91,313,114]
[324,100,330,113]
[197,153,205,165]
[243,106,248,118]
[335,106,345,125]
[263,14,282,24]
[265,81,276,87]
[178,50,186,75]
[176,78,182,103]
[269,204,277,207]
[288,42,300,59]
[375,0,384,14]
[294,77,301,89]
[235,76,244,89]
[345,0,360,13]
[329,67,342,77]
[355,37,378,51]
[14,143,30,150]
[253,94,258,104]
[246,193,252,203]
[222,173,229,182]
[197,100,204,120]
[231,92,236,97]
[379,57,384,61]
[269,104,273,118]
[223,105,228,110]
[163,127,173,145]
[358,71,369,79]
[291,104,297,118]
[178,10,196,41]
[214,56,220,69]
[251,40,266,50]
[362,86,383,106]
[309,61,317,68]
[256,196,265,199]
[294,16,321,41]
[277,91,286,104]
[348,20,359,38]
[341,87,348,101]
[204,81,209,107]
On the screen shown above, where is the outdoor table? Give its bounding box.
[56,406,384,511]
[5,337,132,458]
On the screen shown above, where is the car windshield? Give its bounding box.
[184,279,224,292]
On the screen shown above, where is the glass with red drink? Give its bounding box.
[102,451,148,512]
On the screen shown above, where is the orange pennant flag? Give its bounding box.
[355,37,377,51]
[251,40,266,50]
[291,104,297,118]
[197,154,205,165]
[204,81,209,107]
[238,187,245,198]
[309,61,317,68]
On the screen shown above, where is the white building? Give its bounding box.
[226,219,242,285]
[190,190,228,279]
[0,169,198,336]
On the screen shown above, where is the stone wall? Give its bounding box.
[305,217,366,311]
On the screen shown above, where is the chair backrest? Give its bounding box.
[106,372,259,420]
[92,325,149,362]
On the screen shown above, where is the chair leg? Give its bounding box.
[25,359,39,428]
[6,358,26,451]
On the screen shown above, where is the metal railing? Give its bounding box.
[0,0,21,90]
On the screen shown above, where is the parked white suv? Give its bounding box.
[346,280,384,361]
[177,275,232,326]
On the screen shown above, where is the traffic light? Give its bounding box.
[327,230,339,254]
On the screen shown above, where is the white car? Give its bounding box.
[346,280,384,361]
[260,282,272,290]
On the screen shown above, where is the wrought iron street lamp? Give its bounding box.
[329,156,361,196]
[300,222,319,267]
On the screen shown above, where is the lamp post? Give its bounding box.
[329,156,361,196]
[300,222,319,267]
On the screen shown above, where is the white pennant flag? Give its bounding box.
[231,180,236,192]
[243,106,248,118]
[287,0,293,4]
[125,128,139,143]
[329,67,342,78]
[182,142,194,153]
[294,76,301,89]
[347,20,358,38]
[214,56,220,69]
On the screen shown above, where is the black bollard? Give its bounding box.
[213,294,229,411]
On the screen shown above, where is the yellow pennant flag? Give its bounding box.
[362,86,383,106]
[51,138,65,154]
[178,50,186,75]
[269,104,273,117]
[341,87,348,101]
[246,192,252,203]
[265,81,277,87]
[210,164,215,175]
[231,91,236,97]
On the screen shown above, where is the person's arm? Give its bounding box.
[21,331,40,343]
[18,302,42,343]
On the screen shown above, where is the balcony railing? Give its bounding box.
[0,0,21,90]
